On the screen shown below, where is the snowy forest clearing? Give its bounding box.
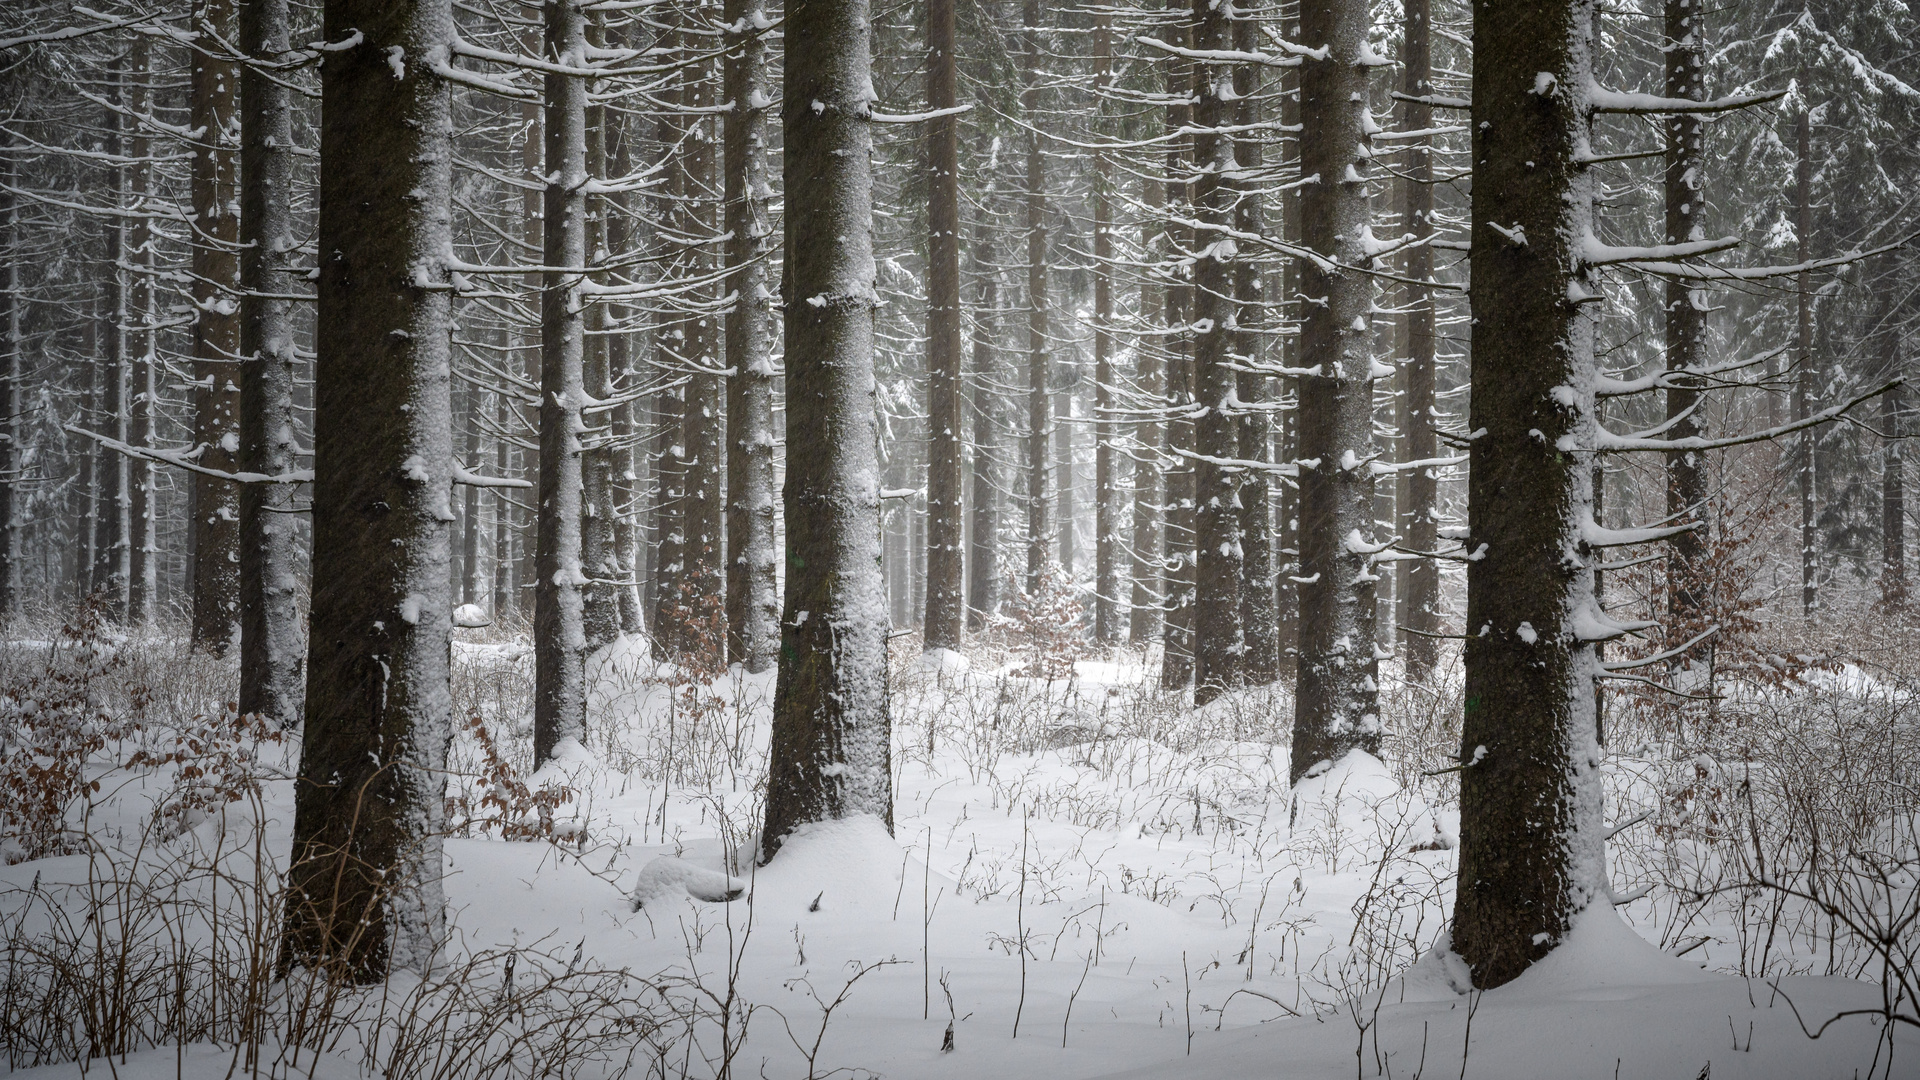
[4,630,1915,1080]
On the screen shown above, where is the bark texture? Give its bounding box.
[725,0,779,672]
[1452,0,1611,990]
[762,0,892,860]
[1159,11,1195,690]
[967,197,1000,632]
[191,0,242,653]
[923,0,965,652]
[1663,0,1707,628]
[1234,8,1276,686]
[1022,0,1050,596]
[1397,0,1440,679]
[286,0,455,979]
[1290,0,1382,779]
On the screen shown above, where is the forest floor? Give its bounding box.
[3,632,1915,1079]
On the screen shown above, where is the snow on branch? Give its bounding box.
[1587,84,1787,114]
[67,426,313,485]
[1572,380,1900,454]
[1135,36,1307,67]
[1602,627,1719,673]
[1580,231,1740,266]
[868,104,972,123]
[1623,234,1917,282]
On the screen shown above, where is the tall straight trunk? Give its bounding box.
[1663,0,1706,629]
[287,0,455,979]
[79,319,98,603]
[492,390,514,616]
[581,30,619,652]
[239,0,304,725]
[515,97,543,606]
[460,398,481,605]
[534,0,590,766]
[128,50,156,624]
[0,129,12,620]
[761,0,891,858]
[1885,375,1906,606]
[1129,164,1163,647]
[1190,0,1242,705]
[1795,108,1814,618]
[1290,0,1382,778]
[725,0,778,670]
[93,86,129,617]
[922,0,965,651]
[966,201,999,631]
[1160,9,1195,690]
[603,66,643,638]
[1397,0,1439,679]
[1092,15,1121,645]
[1056,386,1074,571]
[1453,0,1611,989]
[191,0,242,652]
[682,28,727,658]
[1022,0,1049,594]
[1234,8,1277,686]
[1273,0,1302,665]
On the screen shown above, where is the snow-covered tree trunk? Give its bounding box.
[460,398,481,606]
[1884,352,1906,605]
[1794,107,1815,618]
[1290,0,1382,779]
[922,0,965,652]
[1663,0,1707,627]
[190,0,242,653]
[725,0,778,672]
[581,27,619,653]
[604,84,643,637]
[967,199,999,633]
[128,46,156,625]
[1190,0,1244,706]
[238,0,305,726]
[1234,6,1277,686]
[1022,0,1049,597]
[1091,13,1122,646]
[0,127,12,620]
[1160,12,1195,692]
[1129,169,1163,648]
[1452,0,1611,989]
[91,84,128,617]
[534,0,590,766]
[761,0,891,859]
[1273,2,1302,665]
[682,23,727,658]
[287,0,456,978]
[1397,0,1440,680]
[492,389,514,617]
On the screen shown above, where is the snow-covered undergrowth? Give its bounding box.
[2,619,1916,1079]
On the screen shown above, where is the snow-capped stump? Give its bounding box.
[629,857,746,910]
[452,603,491,629]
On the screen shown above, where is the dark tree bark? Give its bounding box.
[1190,0,1243,705]
[128,47,156,624]
[1663,0,1707,630]
[534,0,590,766]
[492,389,514,617]
[923,0,965,651]
[1883,331,1906,606]
[1397,0,1440,680]
[0,129,12,620]
[761,0,891,860]
[1273,0,1302,666]
[682,23,727,659]
[581,23,619,652]
[191,0,242,653]
[1795,107,1815,619]
[967,196,1000,632]
[286,0,456,979]
[1452,0,1611,990]
[604,73,643,638]
[1092,13,1120,645]
[239,0,305,725]
[1022,0,1050,596]
[726,0,779,672]
[1235,7,1277,686]
[1290,0,1382,779]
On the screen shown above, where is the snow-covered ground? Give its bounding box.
[3,634,1914,1079]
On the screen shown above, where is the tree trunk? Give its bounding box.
[724,0,779,671]
[682,27,727,662]
[1398,0,1439,680]
[1884,340,1905,606]
[239,0,305,725]
[128,46,156,625]
[967,199,999,632]
[493,389,514,617]
[1190,0,1243,706]
[460,399,481,606]
[1795,107,1815,619]
[191,0,242,653]
[92,84,128,618]
[1452,0,1611,990]
[1663,0,1707,632]
[761,0,891,859]
[1235,7,1277,686]
[1159,8,1195,691]
[1273,0,1302,666]
[1023,0,1050,596]
[604,69,643,638]
[581,26,619,653]
[922,0,965,652]
[1290,0,1382,778]
[1129,161,1163,648]
[286,0,456,979]
[534,0,590,766]
[0,128,12,620]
